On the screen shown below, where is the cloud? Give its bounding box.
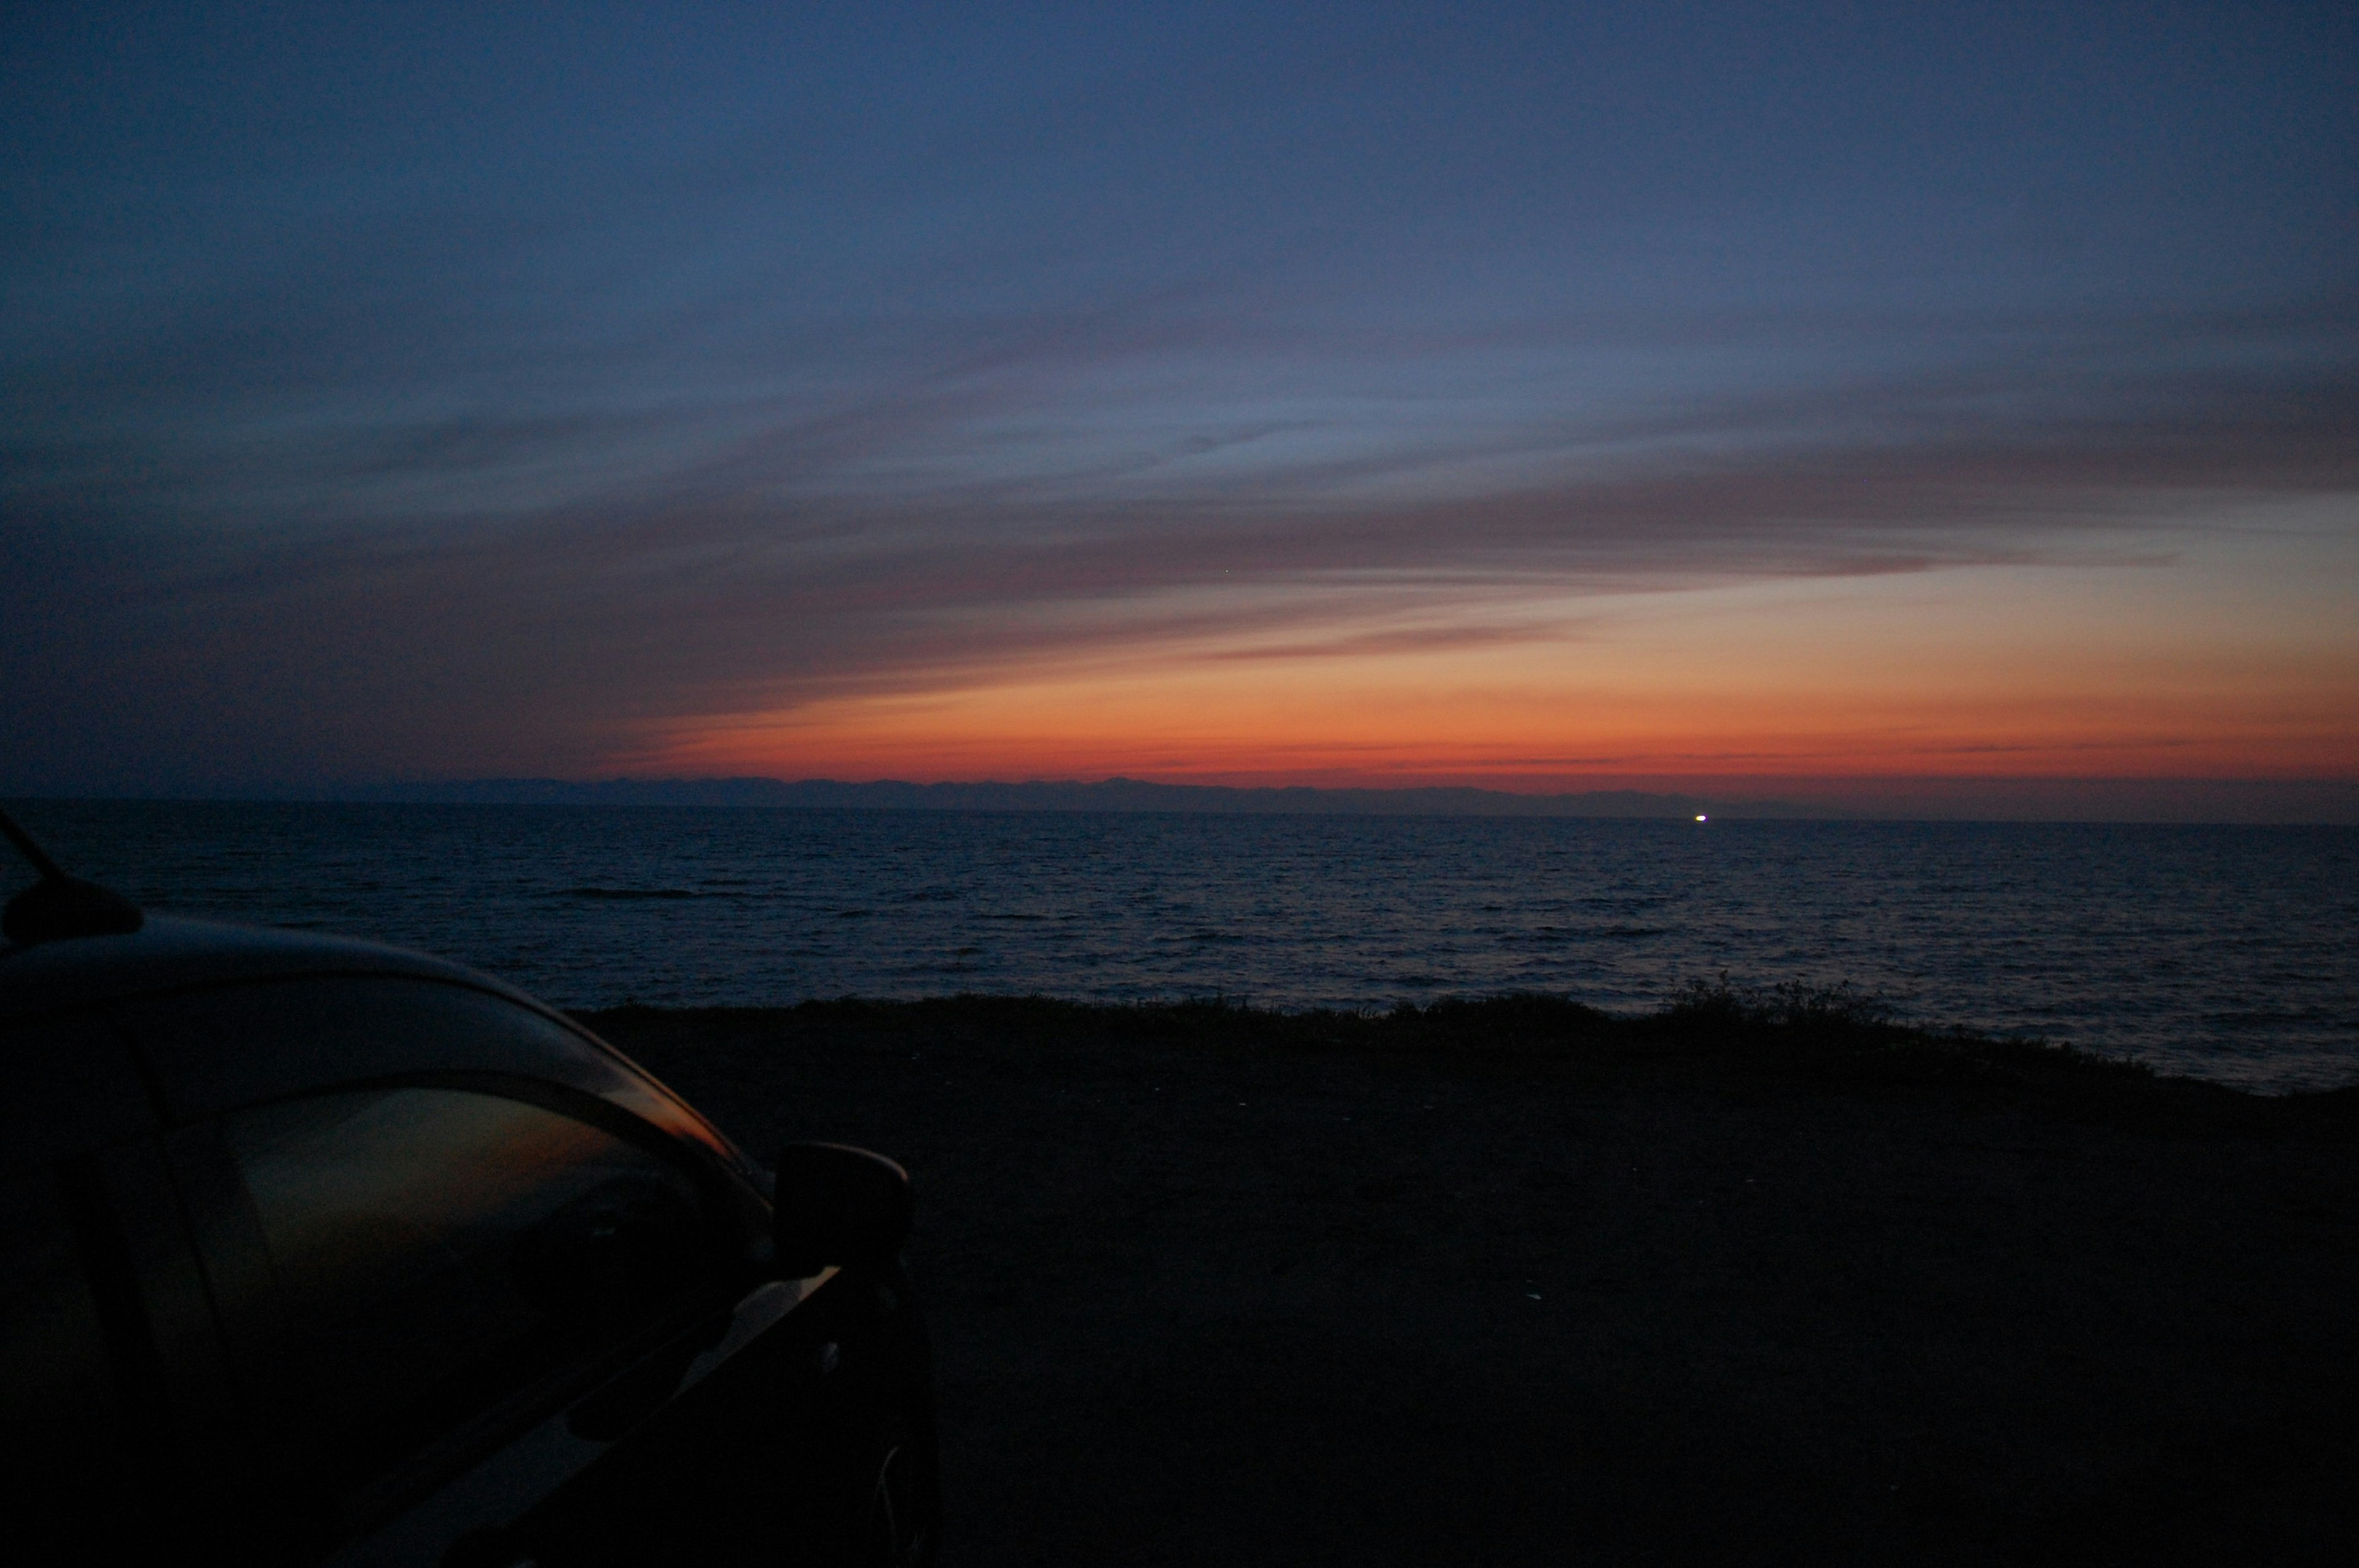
[6,132,2356,794]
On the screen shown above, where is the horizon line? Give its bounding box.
[9,772,2357,826]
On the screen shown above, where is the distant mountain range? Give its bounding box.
[332,776,1826,818]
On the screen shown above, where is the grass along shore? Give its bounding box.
[583,993,2359,1566]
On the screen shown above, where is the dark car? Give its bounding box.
[0,818,938,1566]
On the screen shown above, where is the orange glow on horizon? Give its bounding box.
[618,511,2359,790]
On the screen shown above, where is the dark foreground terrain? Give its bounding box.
[582,993,2359,1566]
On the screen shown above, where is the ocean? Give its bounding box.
[7,800,2355,1093]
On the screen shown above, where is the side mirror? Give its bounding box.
[772,1143,912,1276]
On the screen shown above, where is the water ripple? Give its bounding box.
[10,802,2355,1092]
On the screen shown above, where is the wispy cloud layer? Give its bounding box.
[3,4,2355,792]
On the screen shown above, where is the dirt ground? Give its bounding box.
[584,1001,2359,1567]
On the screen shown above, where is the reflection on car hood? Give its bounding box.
[0,914,531,1022]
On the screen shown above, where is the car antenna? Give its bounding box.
[0,806,144,946]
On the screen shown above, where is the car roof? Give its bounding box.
[0,913,538,1025]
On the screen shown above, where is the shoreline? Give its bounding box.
[18,798,2350,1094]
[588,996,2359,1564]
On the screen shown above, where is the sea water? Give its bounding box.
[7,800,2355,1093]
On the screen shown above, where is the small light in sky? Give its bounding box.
[1696,814,1708,822]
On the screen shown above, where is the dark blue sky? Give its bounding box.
[5,2,2355,797]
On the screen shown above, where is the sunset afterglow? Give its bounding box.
[636,502,2359,791]
[4,6,2353,815]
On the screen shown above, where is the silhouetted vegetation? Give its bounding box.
[584,986,2358,1134]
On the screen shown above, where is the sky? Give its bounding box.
[4,2,2355,813]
